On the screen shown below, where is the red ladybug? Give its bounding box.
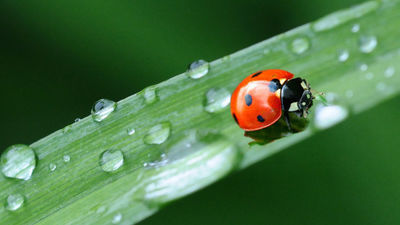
[230,69,313,131]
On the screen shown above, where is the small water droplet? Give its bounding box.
[186,60,209,79]
[0,144,36,180]
[49,163,57,172]
[359,63,368,71]
[345,90,354,98]
[291,37,310,55]
[5,194,24,211]
[376,82,387,92]
[338,50,349,62]
[112,213,122,224]
[365,72,374,80]
[143,162,148,167]
[62,125,72,133]
[314,105,349,129]
[351,24,360,33]
[99,149,124,172]
[384,66,395,78]
[204,88,231,113]
[359,35,378,53]
[75,118,81,123]
[96,206,106,214]
[91,99,117,122]
[144,86,158,104]
[63,155,71,163]
[127,128,136,136]
[144,122,171,145]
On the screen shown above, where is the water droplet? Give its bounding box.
[62,125,72,134]
[291,37,310,55]
[314,105,349,129]
[359,63,368,71]
[365,72,374,80]
[49,163,57,172]
[127,128,136,136]
[112,213,122,224]
[351,24,360,33]
[338,50,349,62]
[144,122,171,145]
[143,162,148,167]
[99,149,124,172]
[96,206,106,214]
[345,90,354,98]
[75,118,81,123]
[263,48,271,55]
[384,66,395,78]
[376,82,387,92]
[5,194,24,211]
[63,155,71,163]
[91,99,117,122]
[359,35,378,53]
[0,144,36,180]
[144,86,158,104]
[204,88,231,113]
[186,60,209,79]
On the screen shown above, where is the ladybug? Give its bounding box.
[230,69,313,131]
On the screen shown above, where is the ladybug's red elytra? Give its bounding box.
[230,69,313,131]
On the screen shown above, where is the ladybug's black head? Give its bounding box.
[281,78,313,118]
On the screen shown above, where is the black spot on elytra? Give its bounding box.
[245,94,252,106]
[257,115,265,122]
[268,79,282,92]
[232,114,239,125]
[251,71,262,78]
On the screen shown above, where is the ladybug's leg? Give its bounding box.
[283,110,292,132]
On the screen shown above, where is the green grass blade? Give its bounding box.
[1,1,400,224]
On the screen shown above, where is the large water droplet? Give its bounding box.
[359,35,378,53]
[63,155,71,163]
[0,144,36,180]
[291,37,310,55]
[186,60,209,79]
[91,99,117,122]
[144,86,158,104]
[313,105,349,129]
[144,122,171,145]
[99,149,124,172]
[338,50,349,62]
[351,24,360,33]
[49,163,57,172]
[112,213,122,224]
[384,66,395,78]
[5,194,24,211]
[204,88,231,113]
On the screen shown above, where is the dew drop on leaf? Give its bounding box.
[384,66,395,78]
[204,88,231,113]
[49,163,57,172]
[112,213,122,224]
[359,35,378,53]
[291,37,310,55]
[144,86,158,104]
[144,122,171,145]
[63,155,71,163]
[99,149,124,172]
[338,50,350,62]
[127,128,136,136]
[0,144,36,180]
[186,59,209,79]
[313,104,349,129]
[5,194,24,211]
[91,99,117,122]
[351,24,360,33]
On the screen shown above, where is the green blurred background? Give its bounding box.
[1,0,399,224]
